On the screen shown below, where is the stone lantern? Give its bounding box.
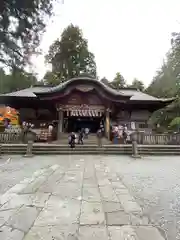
[24,128,36,157]
[131,131,141,158]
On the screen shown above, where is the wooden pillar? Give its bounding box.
[57,109,63,140]
[105,108,110,140]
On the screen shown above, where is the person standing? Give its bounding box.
[78,129,84,145]
[69,132,76,148]
[85,127,89,139]
[122,124,128,144]
[113,126,119,144]
[48,123,53,143]
[97,129,103,147]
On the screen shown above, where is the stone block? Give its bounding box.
[79,226,108,240]
[80,201,105,225]
[24,224,78,240]
[82,187,101,202]
[52,183,82,200]
[1,194,30,210]
[106,211,130,226]
[97,178,111,186]
[111,181,126,190]
[114,188,130,195]
[83,179,97,188]
[35,198,80,226]
[99,186,119,202]
[7,206,41,232]
[28,193,51,208]
[0,209,17,227]
[103,201,123,213]
[120,200,142,214]
[21,176,48,194]
[130,215,149,226]
[63,171,83,183]
[117,194,135,203]
[135,226,165,240]
[1,193,50,210]
[0,193,16,205]
[0,226,24,240]
[7,183,27,194]
[108,225,138,240]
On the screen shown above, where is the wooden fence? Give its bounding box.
[0,132,22,143]
[137,133,180,145]
[0,130,51,143]
[1,131,180,145]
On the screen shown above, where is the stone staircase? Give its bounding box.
[1,144,131,155]
[138,145,180,155]
[56,133,112,145]
[1,143,180,155]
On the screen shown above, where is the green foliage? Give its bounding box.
[146,30,180,99]
[169,117,180,130]
[0,0,57,67]
[43,71,60,86]
[149,107,172,128]
[0,68,38,93]
[110,72,126,89]
[146,58,177,98]
[45,24,97,82]
[129,78,144,91]
[149,98,180,128]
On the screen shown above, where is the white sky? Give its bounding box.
[31,0,180,86]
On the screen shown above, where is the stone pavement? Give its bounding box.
[0,156,166,240]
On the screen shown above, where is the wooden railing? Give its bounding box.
[137,133,180,145]
[0,130,52,143]
[0,132,22,143]
[1,131,180,145]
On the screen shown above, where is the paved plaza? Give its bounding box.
[0,155,178,239]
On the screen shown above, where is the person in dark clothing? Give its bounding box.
[78,129,84,145]
[122,129,127,144]
[69,132,76,148]
[97,129,103,147]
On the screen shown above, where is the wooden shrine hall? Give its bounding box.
[0,76,172,140]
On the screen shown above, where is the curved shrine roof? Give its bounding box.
[34,77,131,98]
[1,77,173,103]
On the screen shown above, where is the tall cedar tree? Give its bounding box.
[45,24,97,82]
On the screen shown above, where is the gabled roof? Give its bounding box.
[2,86,50,98]
[119,89,159,101]
[34,77,131,98]
[0,77,172,103]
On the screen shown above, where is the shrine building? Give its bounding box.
[0,76,172,139]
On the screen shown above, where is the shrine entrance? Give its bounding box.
[66,117,102,133]
[62,104,105,133]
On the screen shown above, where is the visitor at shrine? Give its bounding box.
[48,123,53,142]
[69,132,76,148]
[85,127,89,138]
[78,129,84,145]
[112,125,119,144]
[122,125,128,144]
[97,129,103,147]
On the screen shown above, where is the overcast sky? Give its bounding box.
[31,0,180,86]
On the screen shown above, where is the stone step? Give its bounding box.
[2,150,180,155]
[1,144,180,155]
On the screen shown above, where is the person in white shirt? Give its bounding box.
[48,124,53,133]
[48,124,53,142]
[85,127,89,138]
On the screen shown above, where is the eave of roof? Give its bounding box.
[0,77,175,104]
[34,77,132,98]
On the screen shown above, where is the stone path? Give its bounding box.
[0,158,166,239]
